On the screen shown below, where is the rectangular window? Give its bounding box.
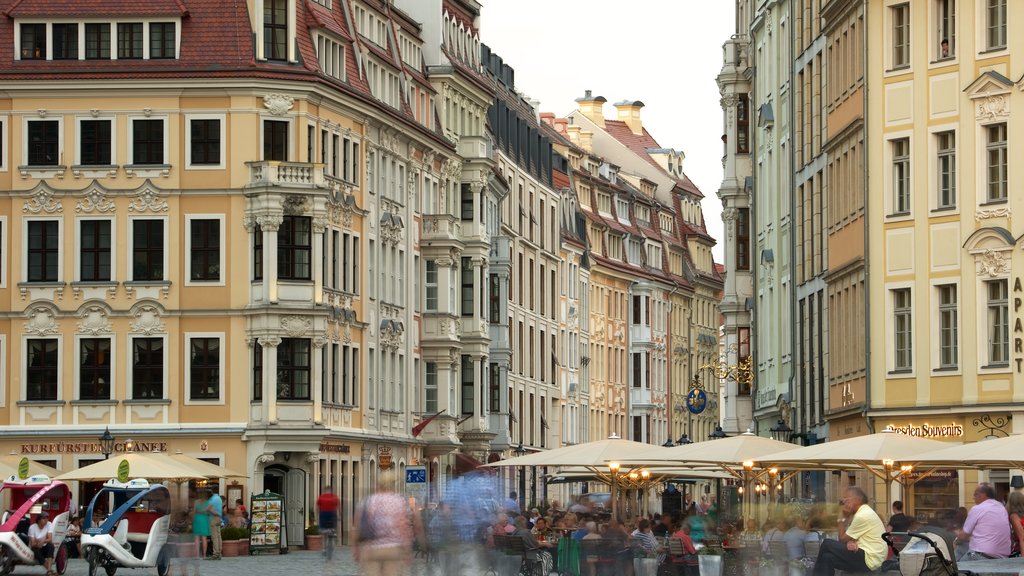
[117,23,143,59]
[892,3,910,68]
[28,220,59,282]
[986,0,1007,50]
[278,216,311,280]
[632,352,642,388]
[278,338,311,400]
[253,342,263,401]
[425,260,438,311]
[736,94,749,154]
[132,338,163,400]
[264,0,288,61]
[736,208,750,270]
[263,120,288,161]
[425,361,437,413]
[253,225,263,281]
[489,273,500,323]
[936,131,956,209]
[460,184,474,221]
[189,119,221,166]
[80,120,112,166]
[461,257,473,317]
[149,23,176,59]
[986,123,1007,202]
[132,219,164,281]
[132,119,164,165]
[988,279,1009,365]
[936,0,955,58]
[938,284,958,369]
[26,339,58,401]
[28,120,59,166]
[461,355,473,416]
[190,219,220,281]
[80,220,112,282]
[79,338,111,400]
[85,24,110,60]
[489,363,500,413]
[893,288,912,370]
[20,23,46,60]
[52,23,79,60]
[892,138,910,214]
[189,337,220,400]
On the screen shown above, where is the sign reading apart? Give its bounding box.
[885,423,964,438]
[1014,277,1023,373]
[250,490,284,552]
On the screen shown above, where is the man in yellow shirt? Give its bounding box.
[813,486,887,576]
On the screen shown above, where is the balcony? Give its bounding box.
[630,324,652,345]
[421,214,463,244]
[489,235,511,264]
[247,161,326,189]
[630,387,654,412]
[421,313,462,346]
[457,135,494,161]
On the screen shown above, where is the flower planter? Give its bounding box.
[239,539,250,556]
[222,539,242,557]
[698,555,723,576]
[305,534,323,551]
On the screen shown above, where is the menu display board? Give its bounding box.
[249,490,284,553]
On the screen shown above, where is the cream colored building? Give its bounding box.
[868,0,1022,513]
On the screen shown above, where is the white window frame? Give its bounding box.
[974,269,1012,374]
[255,0,296,62]
[928,124,958,214]
[184,332,225,404]
[22,217,64,283]
[73,334,115,402]
[0,335,7,406]
[74,217,117,283]
[126,116,169,166]
[74,116,117,167]
[979,121,1007,204]
[0,216,7,288]
[424,260,438,311]
[184,214,226,287]
[0,115,8,172]
[22,116,64,167]
[127,334,168,401]
[126,216,169,282]
[21,335,62,402]
[884,131,913,220]
[983,278,1009,368]
[184,114,226,170]
[979,0,1007,53]
[886,282,915,376]
[889,2,912,71]
[260,116,293,162]
[931,279,961,374]
[930,0,957,64]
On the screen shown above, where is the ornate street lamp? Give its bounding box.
[662,439,675,448]
[98,427,115,459]
[710,425,728,440]
[676,434,693,445]
[515,443,526,512]
[124,438,135,453]
[769,419,793,442]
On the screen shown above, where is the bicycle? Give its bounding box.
[320,528,336,562]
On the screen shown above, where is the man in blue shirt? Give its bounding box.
[208,491,224,560]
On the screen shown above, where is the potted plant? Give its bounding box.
[759,556,782,576]
[221,527,248,557]
[305,525,322,551]
[697,546,725,576]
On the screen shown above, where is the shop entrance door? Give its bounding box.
[285,468,305,546]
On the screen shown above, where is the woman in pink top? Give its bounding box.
[353,471,424,576]
[672,522,698,555]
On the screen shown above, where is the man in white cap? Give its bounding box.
[28,511,55,576]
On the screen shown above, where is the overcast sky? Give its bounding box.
[481,1,734,262]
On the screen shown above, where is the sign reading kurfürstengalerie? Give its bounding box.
[20,441,168,454]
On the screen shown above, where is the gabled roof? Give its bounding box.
[602,119,704,199]
[5,0,188,17]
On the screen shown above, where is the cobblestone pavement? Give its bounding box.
[37,547,436,576]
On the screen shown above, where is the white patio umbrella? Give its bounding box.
[907,433,1024,469]
[55,452,208,482]
[0,454,60,480]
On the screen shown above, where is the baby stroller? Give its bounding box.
[882,527,966,576]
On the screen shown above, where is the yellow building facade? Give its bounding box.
[868,0,1022,513]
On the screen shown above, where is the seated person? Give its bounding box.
[813,487,886,576]
[783,517,808,560]
[65,515,83,558]
[514,516,554,574]
[28,512,55,576]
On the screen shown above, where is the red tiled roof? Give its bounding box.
[305,0,350,40]
[553,170,570,191]
[5,0,188,17]
[603,119,705,199]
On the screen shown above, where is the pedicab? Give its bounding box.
[81,479,171,576]
[0,474,72,576]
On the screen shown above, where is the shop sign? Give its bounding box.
[884,423,964,438]
[318,443,350,454]
[378,446,393,470]
[686,388,707,415]
[1015,277,1024,373]
[21,441,168,454]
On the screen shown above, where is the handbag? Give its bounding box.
[357,500,377,543]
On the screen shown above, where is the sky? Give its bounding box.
[480,1,735,262]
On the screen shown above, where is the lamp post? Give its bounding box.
[99,427,115,459]
[662,439,675,448]
[769,419,793,442]
[676,434,693,445]
[710,425,728,440]
[515,443,526,513]
[608,461,620,519]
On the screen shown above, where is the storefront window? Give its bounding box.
[910,469,959,524]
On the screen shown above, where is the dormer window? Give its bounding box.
[117,23,143,59]
[264,0,288,61]
[19,24,46,59]
[86,24,110,59]
[15,21,179,61]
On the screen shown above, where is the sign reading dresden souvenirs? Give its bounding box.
[884,423,964,438]
[686,388,708,415]
[21,441,168,454]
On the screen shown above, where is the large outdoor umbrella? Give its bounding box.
[754,429,956,510]
[907,433,1024,469]
[169,452,248,479]
[483,436,654,469]
[0,455,60,480]
[619,431,799,482]
[55,452,208,482]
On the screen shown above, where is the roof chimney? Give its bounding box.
[614,100,645,135]
[575,89,607,128]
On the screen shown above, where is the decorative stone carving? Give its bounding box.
[23,187,63,214]
[312,216,329,234]
[281,316,311,337]
[977,249,1010,278]
[380,322,403,351]
[305,453,319,464]
[720,94,739,126]
[24,306,59,336]
[256,453,276,464]
[976,95,1009,122]
[77,305,112,335]
[258,336,282,348]
[76,187,116,213]
[130,305,165,335]
[128,186,169,213]
[257,214,283,232]
[976,207,1011,221]
[263,94,295,116]
[442,158,462,182]
[242,215,256,231]
[283,195,309,216]
[722,207,738,239]
[312,336,328,349]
